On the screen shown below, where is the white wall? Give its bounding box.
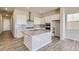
[0,15,2,34]
[60,8,66,40]
[55,20,60,37]
[10,16,13,33]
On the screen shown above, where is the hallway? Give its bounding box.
[0,31,29,51]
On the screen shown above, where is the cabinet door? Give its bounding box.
[34,17,41,24]
[16,29,23,38]
[16,14,27,24]
[44,16,51,23]
[51,14,60,20]
[32,32,51,50]
[41,18,45,24]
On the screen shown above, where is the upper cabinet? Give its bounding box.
[13,9,27,25]
[41,14,60,23]
[34,17,46,24]
[51,14,60,20]
[41,18,46,24]
[45,16,51,23]
[34,17,41,24]
[16,14,27,24]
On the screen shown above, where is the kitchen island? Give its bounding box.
[23,29,52,51]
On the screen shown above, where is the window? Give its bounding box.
[67,13,79,30]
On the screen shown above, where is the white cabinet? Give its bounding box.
[32,32,51,50]
[51,14,60,20]
[42,16,51,23]
[13,9,27,38]
[16,14,27,25]
[14,14,27,38]
[42,14,60,23]
[34,17,46,24]
[16,27,23,38]
[24,31,52,51]
[24,35,32,50]
[34,17,41,24]
[44,16,51,23]
[40,18,45,24]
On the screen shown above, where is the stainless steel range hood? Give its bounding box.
[26,11,34,28]
[27,11,33,22]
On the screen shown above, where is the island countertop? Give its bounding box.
[23,29,52,51]
[23,29,50,36]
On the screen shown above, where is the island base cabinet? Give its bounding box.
[24,35,32,50]
[24,32,52,51]
[32,32,52,51]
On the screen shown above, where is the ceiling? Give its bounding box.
[0,7,58,17]
[27,7,58,14]
[0,7,58,14]
[65,7,79,14]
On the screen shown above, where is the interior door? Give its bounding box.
[3,18,10,31]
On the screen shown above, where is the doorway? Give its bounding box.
[3,18,11,31]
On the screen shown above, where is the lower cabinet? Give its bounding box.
[16,30,23,38]
[32,32,52,50]
[24,35,32,50]
[24,32,52,51]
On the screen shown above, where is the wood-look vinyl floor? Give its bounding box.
[0,31,29,51]
[39,37,79,51]
[0,31,79,51]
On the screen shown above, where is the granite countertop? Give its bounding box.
[23,29,50,36]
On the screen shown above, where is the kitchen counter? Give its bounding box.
[23,29,50,36]
[23,29,52,51]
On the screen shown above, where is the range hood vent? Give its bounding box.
[27,11,33,22]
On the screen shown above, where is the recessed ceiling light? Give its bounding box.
[5,8,8,10]
[6,14,8,16]
[39,10,42,13]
